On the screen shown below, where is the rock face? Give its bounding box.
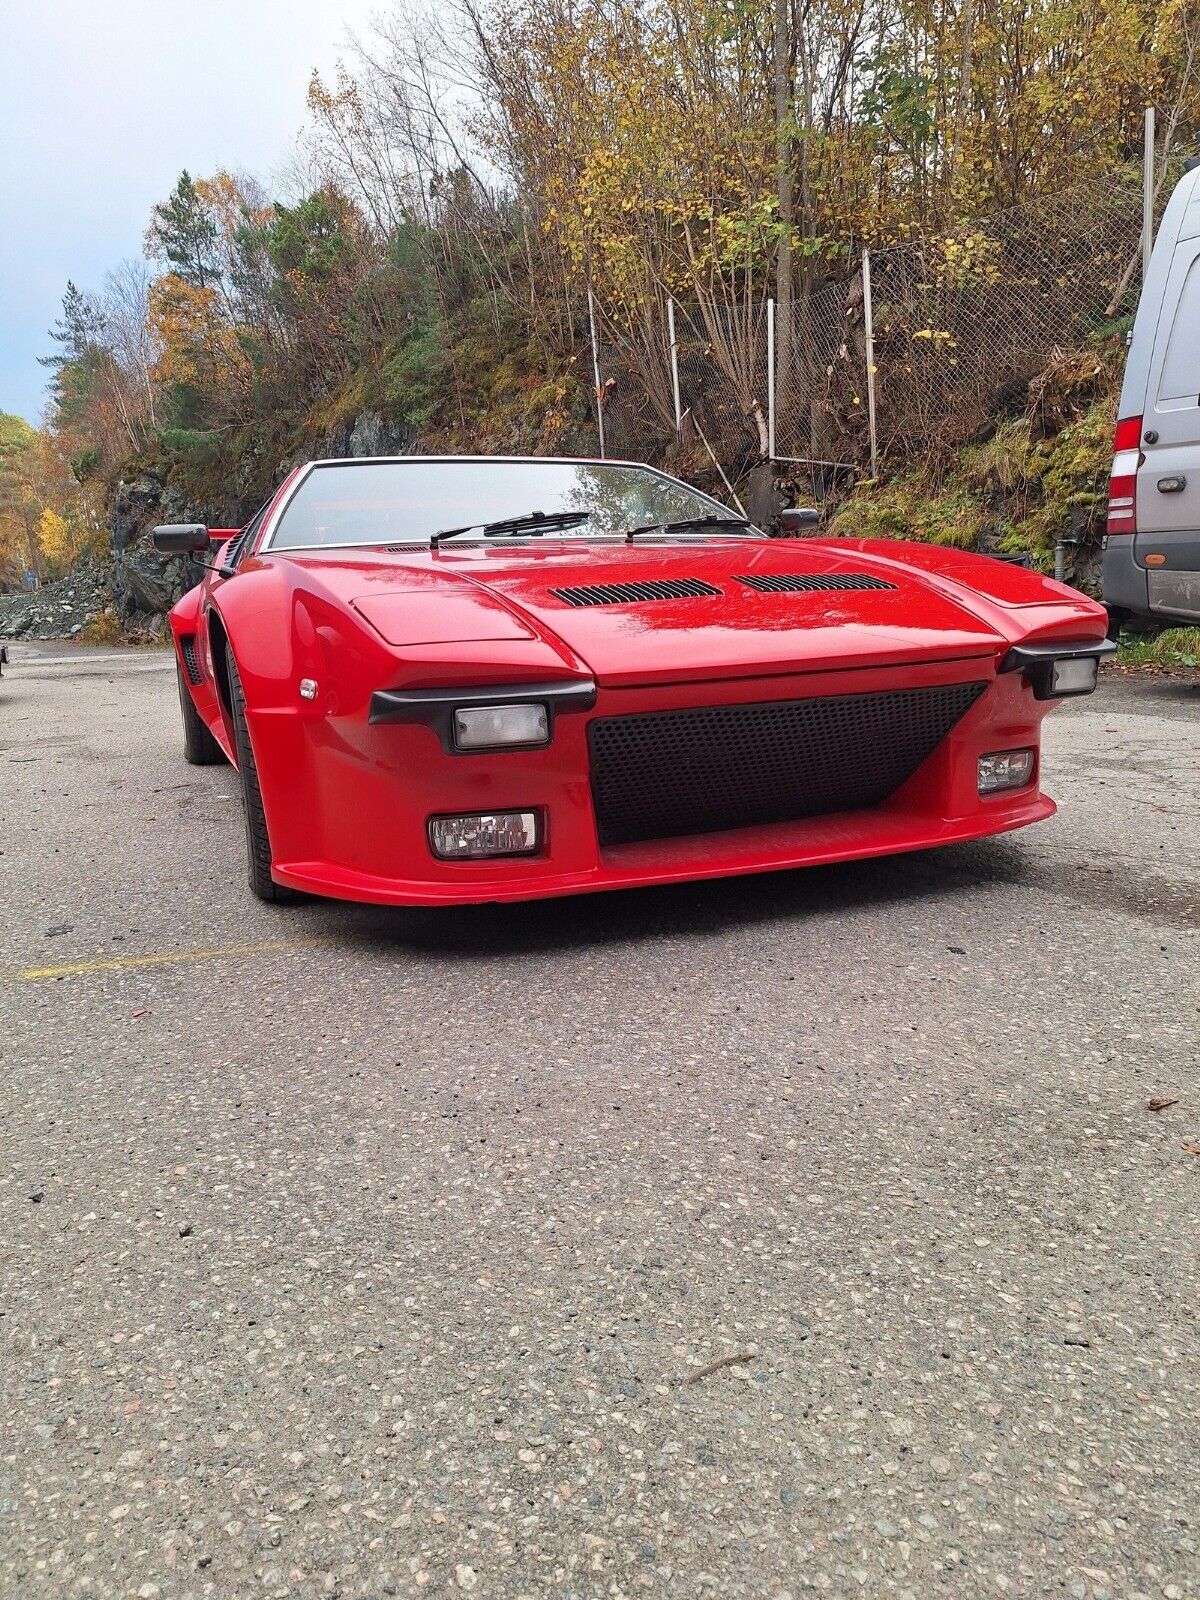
[109,472,167,553]
[743,461,788,530]
[343,411,414,458]
[111,547,198,624]
[108,470,209,626]
[279,410,415,478]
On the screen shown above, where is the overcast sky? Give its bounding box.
[0,0,379,423]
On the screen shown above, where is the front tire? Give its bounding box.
[226,643,297,903]
[178,660,225,765]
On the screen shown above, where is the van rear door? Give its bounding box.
[1136,231,1200,617]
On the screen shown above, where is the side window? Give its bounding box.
[1157,249,1200,406]
[226,500,271,569]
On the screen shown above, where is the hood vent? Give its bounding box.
[736,572,896,594]
[552,577,722,607]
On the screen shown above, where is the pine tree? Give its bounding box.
[39,283,107,434]
[146,171,219,288]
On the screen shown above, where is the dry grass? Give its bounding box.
[76,610,124,646]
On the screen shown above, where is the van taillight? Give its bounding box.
[1107,415,1142,535]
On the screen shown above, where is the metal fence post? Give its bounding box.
[586,280,607,459]
[861,248,879,479]
[667,297,683,439]
[1142,106,1156,282]
[767,297,776,461]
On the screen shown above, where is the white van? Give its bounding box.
[1103,164,1200,625]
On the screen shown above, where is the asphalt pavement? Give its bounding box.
[1,642,1198,1599]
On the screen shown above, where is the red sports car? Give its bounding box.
[155,455,1112,906]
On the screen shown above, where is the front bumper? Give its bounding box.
[271,791,1055,905]
[254,653,1065,906]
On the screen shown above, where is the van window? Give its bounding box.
[1158,251,1200,405]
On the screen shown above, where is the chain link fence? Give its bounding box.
[590,317,669,465]
[586,158,1165,490]
[867,168,1145,457]
[670,300,770,479]
[773,277,871,473]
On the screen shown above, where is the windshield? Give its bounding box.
[268,458,751,549]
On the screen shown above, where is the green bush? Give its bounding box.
[1116,626,1200,669]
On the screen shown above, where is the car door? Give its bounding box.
[1135,235,1200,615]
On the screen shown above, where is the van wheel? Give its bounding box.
[226,643,298,903]
[178,660,226,765]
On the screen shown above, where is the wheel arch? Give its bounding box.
[206,604,233,722]
[207,568,325,874]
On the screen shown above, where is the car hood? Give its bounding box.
[281,539,1074,687]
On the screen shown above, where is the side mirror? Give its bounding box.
[777,507,821,536]
[153,523,210,555]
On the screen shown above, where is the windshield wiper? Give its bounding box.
[431,509,593,545]
[623,514,751,542]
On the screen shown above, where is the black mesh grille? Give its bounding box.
[736,572,897,594]
[588,681,987,846]
[551,577,722,607]
[180,635,203,684]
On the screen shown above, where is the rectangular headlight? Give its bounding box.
[428,810,540,860]
[453,703,549,750]
[1048,656,1099,696]
[978,749,1035,795]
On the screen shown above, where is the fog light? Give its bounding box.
[453,703,549,750]
[1048,656,1099,696]
[978,749,1035,795]
[428,810,540,860]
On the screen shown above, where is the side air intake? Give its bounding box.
[180,635,203,684]
[551,577,722,607]
[736,572,896,594]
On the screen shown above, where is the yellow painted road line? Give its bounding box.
[14,937,333,981]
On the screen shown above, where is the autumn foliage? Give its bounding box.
[15,0,1200,576]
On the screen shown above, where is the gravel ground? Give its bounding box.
[0,568,112,641]
[1,644,1197,1600]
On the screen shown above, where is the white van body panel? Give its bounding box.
[1117,166,1200,418]
[1137,241,1200,539]
[1106,166,1200,623]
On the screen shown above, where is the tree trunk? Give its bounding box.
[773,0,793,456]
[947,0,978,191]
